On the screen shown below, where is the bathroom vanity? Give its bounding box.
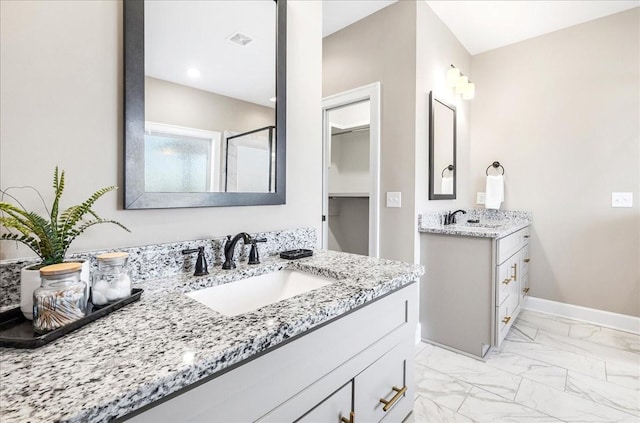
[418,210,531,358]
[0,250,423,422]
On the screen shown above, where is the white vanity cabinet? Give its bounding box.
[496,226,530,345]
[420,226,530,358]
[126,282,417,423]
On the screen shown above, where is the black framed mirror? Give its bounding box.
[428,91,456,200]
[124,0,286,209]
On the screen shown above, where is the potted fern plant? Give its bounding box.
[0,166,130,319]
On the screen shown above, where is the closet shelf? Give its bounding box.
[328,192,369,198]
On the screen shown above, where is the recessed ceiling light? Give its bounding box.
[269,97,277,103]
[228,32,254,46]
[187,68,200,78]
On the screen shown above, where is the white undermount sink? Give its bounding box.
[186,270,335,317]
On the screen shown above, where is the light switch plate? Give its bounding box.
[477,192,486,205]
[386,192,401,208]
[612,192,633,208]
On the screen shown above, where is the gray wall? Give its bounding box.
[146,76,274,134]
[328,198,369,256]
[0,0,323,260]
[470,9,640,317]
[323,1,417,263]
[323,1,473,264]
[414,2,473,261]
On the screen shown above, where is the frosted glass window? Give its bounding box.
[143,122,221,192]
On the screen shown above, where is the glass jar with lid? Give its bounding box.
[92,252,132,306]
[33,262,88,333]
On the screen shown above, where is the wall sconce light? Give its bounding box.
[448,64,474,100]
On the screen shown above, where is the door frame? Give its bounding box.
[322,82,381,258]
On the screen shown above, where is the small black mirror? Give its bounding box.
[429,91,456,200]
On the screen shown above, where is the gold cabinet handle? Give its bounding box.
[502,316,512,324]
[340,411,354,423]
[379,386,407,412]
[524,258,530,263]
[511,263,517,281]
[502,278,512,285]
[522,287,530,294]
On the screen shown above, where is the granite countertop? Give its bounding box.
[0,250,424,423]
[418,209,531,239]
[418,220,530,239]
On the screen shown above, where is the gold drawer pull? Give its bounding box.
[511,263,517,281]
[502,278,511,285]
[502,316,512,324]
[380,386,407,412]
[341,411,354,423]
[523,287,530,294]
[524,258,530,263]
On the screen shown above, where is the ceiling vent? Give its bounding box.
[227,32,254,46]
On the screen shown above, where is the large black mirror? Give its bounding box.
[124,0,286,209]
[429,91,456,200]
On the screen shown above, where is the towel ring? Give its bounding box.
[441,165,454,177]
[486,161,505,176]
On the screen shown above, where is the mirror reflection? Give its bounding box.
[429,91,457,200]
[123,0,286,209]
[144,0,276,194]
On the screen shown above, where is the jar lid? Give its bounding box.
[40,262,82,276]
[96,252,129,263]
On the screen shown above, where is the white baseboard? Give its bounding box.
[523,296,640,335]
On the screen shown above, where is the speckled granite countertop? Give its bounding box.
[0,250,424,423]
[418,209,532,239]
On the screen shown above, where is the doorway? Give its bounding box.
[322,83,380,257]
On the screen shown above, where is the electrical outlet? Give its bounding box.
[477,192,486,205]
[612,192,633,208]
[386,192,401,208]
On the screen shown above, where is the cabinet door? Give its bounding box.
[354,343,408,423]
[497,293,518,346]
[509,252,521,308]
[496,259,513,306]
[296,381,353,423]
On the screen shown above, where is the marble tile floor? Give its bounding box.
[406,310,640,422]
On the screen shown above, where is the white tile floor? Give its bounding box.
[407,310,640,422]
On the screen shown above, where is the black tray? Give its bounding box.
[280,249,313,260]
[0,288,143,349]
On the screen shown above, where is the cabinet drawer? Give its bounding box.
[520,226,530,245]
[497,227,529,265]
[296,381,352,423]
[520,272,530,300]
[521,244,530,277]
[497,294,518,346]
[355,343,407,423]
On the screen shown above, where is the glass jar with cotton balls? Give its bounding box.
[92,252,132,306]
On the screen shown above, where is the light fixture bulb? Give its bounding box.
[187,68,200,78]
[462,82,475,100]
[446,67,460,87]
[456,75,468,93]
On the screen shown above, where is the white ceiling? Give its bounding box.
[145,1,275,107]
[322,1,397,37]
[426,0,640,55]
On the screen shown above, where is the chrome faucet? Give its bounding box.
[444,209,467,225]
[222,232,252,269]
